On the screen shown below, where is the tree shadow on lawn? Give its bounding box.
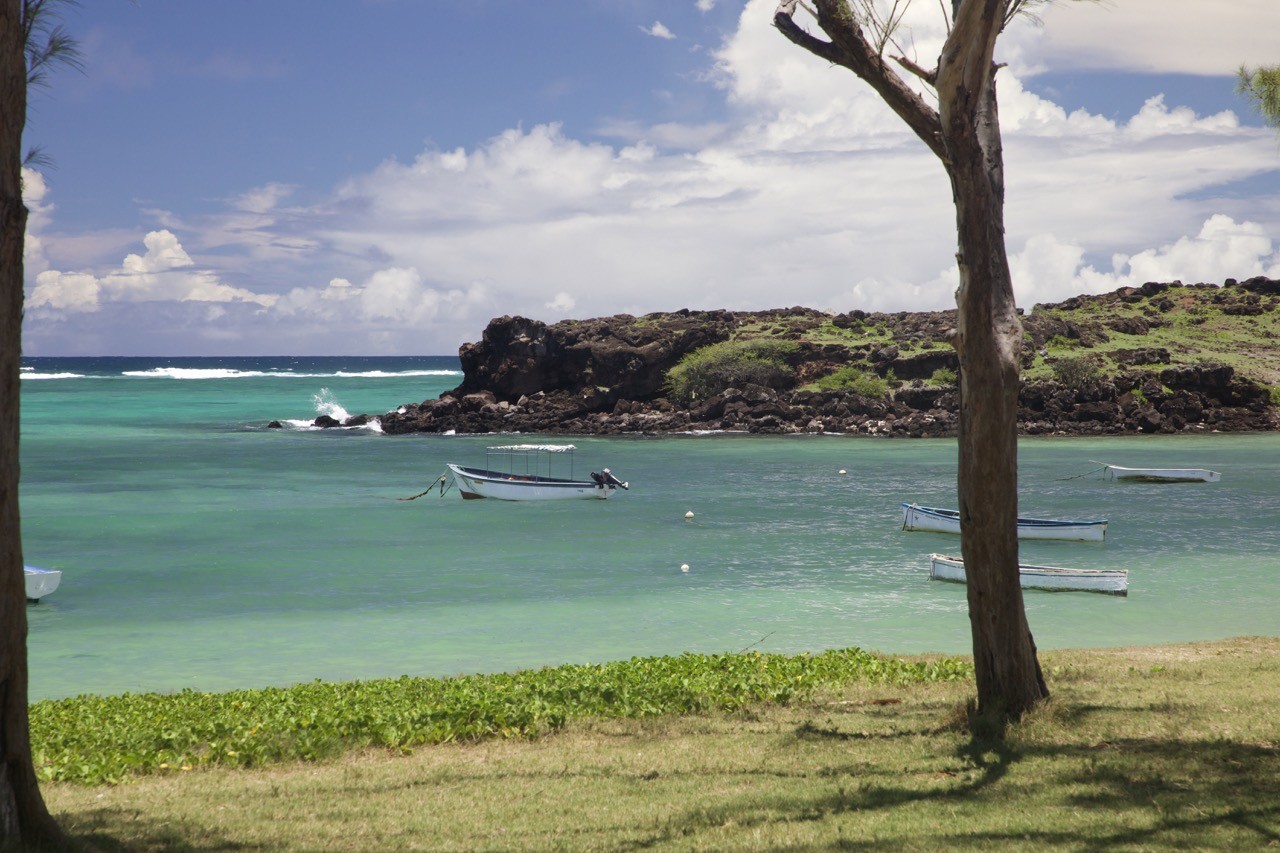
[57,807,261,853]
[628,732,1280,850]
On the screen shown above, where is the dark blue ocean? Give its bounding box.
[18,356,1280,700]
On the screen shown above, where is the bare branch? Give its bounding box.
[893,54,937,86]
[773,5,843,65]
[775,0,946,162]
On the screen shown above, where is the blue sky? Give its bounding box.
[21,0,1280,356]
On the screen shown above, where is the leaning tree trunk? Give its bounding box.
[940,62,1048,720]
[776,0,1048,723]
[0,1,67,847]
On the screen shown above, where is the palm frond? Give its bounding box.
[22,0,84,89]
[1237,65,1280,129]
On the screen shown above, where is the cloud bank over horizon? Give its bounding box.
[22,0,1280,356]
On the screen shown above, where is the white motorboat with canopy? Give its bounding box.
[446,444,628,501]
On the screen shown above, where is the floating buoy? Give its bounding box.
[838,469,847,475]
[684,510,695,520]
[680,564,690,573]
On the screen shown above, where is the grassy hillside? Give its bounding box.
[721,279,1280,394]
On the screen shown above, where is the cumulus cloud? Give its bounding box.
[1037,0,1280,75]
[546,292,576,314]
[28,230,278,314]
[1011,216,1280,309]
[643,21,676,40]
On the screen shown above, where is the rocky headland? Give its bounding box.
[340,277,1280,438]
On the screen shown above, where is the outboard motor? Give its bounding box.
[600,468,629,490]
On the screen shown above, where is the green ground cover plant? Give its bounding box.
[43,637,1280,851]
[31,647,969,786]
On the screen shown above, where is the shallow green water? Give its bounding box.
[18,357,1280,700]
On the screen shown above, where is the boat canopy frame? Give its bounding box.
[483,444,579,481]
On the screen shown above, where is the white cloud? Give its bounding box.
[1010,216,1280,308]
[1037,0,1280,75]
[22,168,54,274]
[696,0,715,11]
[30,270,101,312]
[643,21,676,40]
[546,292,576,314]
[29,230,278,314]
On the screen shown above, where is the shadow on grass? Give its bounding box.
[57,808,262,853]
[624,733,1280,850]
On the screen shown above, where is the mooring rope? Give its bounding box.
[1056,464,1107,482]
[398,474,449,501]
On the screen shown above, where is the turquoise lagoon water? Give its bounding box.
[18,356,1280,700]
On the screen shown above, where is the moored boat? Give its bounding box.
[901,503,1107,541]
[24,565,62,602]
[928,553,1128,596]
[1095,462,1220,483]
[445,444,628,501]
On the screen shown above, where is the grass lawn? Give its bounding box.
[44,637,1280,850]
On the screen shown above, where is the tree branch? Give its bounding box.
[773,6,843,65]
[774,0,946,162]
[892,54,936,86]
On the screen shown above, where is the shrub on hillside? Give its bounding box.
[929,367,957,387]
[665,339,797,403]
[1051,354,1103,389]
[811,366,890,398]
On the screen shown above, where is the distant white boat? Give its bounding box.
[928,553,1128,596]
[1095,461,1220,483]
[901,503,1107,541]
[446,444,628,501]
[24,565,62,602]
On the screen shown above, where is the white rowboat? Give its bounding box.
[24,565,61,602]
[928,553,1128,596]
[1094,461,1220,483]
[446,463,621,501]
[901,503,1107,541]
[445,445,628,501]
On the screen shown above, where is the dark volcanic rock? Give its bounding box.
[455,310,738,402]
[372,288,1280,438]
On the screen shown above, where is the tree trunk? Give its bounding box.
[941,45,1048,721]
[775,0,1048,724]
[0,1,67,846]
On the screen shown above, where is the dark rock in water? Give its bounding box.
[267,420,283,429]
[313,415,341,428]
[376,286,1280,438]
[343,414,370,427]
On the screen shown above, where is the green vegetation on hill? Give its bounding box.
[679,280,1280,396]
[1022,282,1280,386]
[665,338,799,403]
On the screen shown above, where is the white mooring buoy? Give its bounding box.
[684,510,695,520]
[680,564,690,573]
